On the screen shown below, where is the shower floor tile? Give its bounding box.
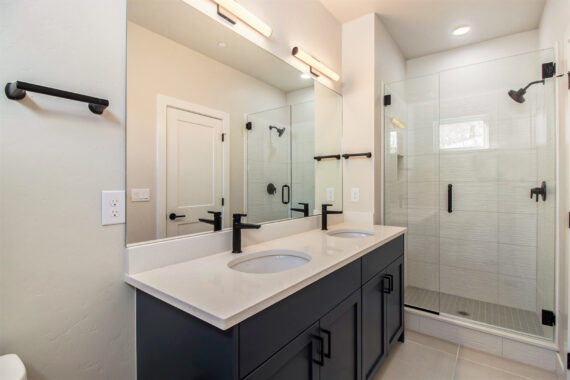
[406,286,545,337]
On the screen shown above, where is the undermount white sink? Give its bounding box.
[327,229,375,238]
[228,250,311,274]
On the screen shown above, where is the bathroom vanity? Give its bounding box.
[127,225,405,380]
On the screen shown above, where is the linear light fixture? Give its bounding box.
[292,47,340,82]
[211,0,272,37]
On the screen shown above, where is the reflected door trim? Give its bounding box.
[156,94,230,239]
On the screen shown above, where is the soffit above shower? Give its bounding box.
[319,0,546,59]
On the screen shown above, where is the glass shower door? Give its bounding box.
[438,49,556,339]
[384,74,441,314]
[246,106,292,224]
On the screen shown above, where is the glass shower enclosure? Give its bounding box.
[384,49,557,340]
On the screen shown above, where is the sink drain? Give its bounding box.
[457,310,470,316]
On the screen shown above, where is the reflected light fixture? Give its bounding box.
[452,25,471,36]
[217,41,227,48]
[300,73,311,80]
[210,0,273,37]
[292,47,340,82]
[390,117,406,129]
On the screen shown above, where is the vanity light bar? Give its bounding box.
[292,47,340,82]
[211,0,273,37]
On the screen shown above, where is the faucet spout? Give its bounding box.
[232,213,261,253]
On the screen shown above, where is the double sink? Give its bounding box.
[228,228,375,274]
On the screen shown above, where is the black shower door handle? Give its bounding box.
[448,184,453,213]
[282,185,290,204]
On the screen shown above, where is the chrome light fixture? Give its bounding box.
[292,47,340,82]
[210,0,272,37]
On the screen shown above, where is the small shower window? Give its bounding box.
[439,117,489,151]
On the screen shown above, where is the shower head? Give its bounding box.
[508,79,545,104]
[269,125,285,137]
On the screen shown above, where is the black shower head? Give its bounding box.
[508,79,545,104]
[269,125,286,137]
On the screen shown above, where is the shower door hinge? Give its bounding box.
[221,133,225,142]
[542,62,556,79]
[246,121,252,130]
[542,309,556,326]
[383,94,391,106]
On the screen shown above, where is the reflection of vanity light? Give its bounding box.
[390,117,406,129]
[300,73,311,80]
[209,0,273,37]
[292,47,340,82]
[217,41,227,48]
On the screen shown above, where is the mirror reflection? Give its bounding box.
[126,0,343,244]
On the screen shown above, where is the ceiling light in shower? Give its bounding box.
[292,47,340,82]
[300,73,311,80]
[217,41,227,48]
[452,25,471,36]
[209,0,273,37]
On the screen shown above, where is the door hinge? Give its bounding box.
[542,62,556,79]
[383,94,391,107]
[221,133,225,142]
[542,309,556,326]
[221,197,225,206]
[246,121,252,130]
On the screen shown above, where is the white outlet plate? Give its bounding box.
[326,187,335,202]
[351,188,360,202]
[102,190,125,226]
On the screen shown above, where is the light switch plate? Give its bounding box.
[102,190,125,225]
[351,188,360,202]
[326,187,335,202]
[131,188,150,202]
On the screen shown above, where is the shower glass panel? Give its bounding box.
[247,106,292,223]
[385,48,556,340]
[291,101,316,218]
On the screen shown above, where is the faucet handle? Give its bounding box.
[208,210,222,216]
[233,213,247,221]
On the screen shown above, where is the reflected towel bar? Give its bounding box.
[5,81,109,115]
[314,154,341,161]
[342,152,372,159]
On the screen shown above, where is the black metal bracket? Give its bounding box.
[542,309,556,326]
[342,152,372,159]
[314,154,341,161]
[542,62,556,79]
[530,181,546,202]
[5,81,109,115]
[245,121,252,130]
[216,4,236,24]
[309,67,320,78]
[384,94,391,106]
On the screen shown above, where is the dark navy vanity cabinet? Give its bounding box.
[136,235,404,380]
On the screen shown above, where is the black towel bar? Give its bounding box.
[314,154,341,161]
[342,152,372,159]
[5,81,109,115]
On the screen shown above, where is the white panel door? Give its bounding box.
[166,107,223,237]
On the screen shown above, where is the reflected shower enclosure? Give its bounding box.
[384,49,557,340]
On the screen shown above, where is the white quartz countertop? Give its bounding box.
[125,223,406,330]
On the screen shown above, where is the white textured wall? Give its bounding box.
[0,1,134,379]
[126,22,287,243]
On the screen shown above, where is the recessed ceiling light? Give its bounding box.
[452,25,471,36]
[301,73,311,80]
[217,41,227,48]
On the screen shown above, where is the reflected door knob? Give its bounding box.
[169,213,186,221]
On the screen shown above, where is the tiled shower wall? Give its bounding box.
[388,50,556,332]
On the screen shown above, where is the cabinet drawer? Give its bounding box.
[239,259,361,378]
[361,235,403,284]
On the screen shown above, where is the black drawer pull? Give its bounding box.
[312,335,325,366]
[382,275,393,294]
[321,329,331,359]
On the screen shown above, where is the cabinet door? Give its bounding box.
[319,290,361,380]
[361,271,388,380]
[385,256,404,352]
[244,322,321,380]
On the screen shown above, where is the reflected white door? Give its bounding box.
[166,107,223,237]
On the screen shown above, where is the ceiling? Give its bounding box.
[128,0,312,93]
[319,0,546,59]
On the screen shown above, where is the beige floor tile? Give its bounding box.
[458,347,558,380]
[406,330,459,355]
[374,340,457,380]
[454,358,530,380]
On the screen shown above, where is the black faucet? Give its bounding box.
[198,211,223,231]
[232,213,261,253]
[321,204,342,230]
[291,202,310,217]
